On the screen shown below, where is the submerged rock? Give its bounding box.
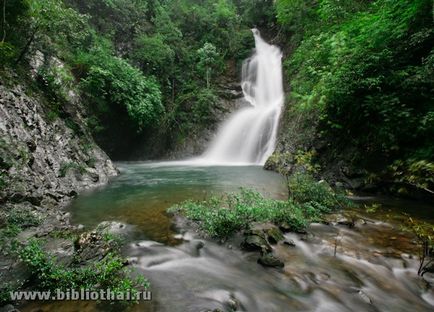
[337,217,356,228]
[358,290,372,304]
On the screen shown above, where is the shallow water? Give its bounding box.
[68,162,287,245]
[20,163,434,312]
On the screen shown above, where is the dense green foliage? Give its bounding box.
[169,175,350,238]
[0,0,263,157]
[288,173,353,212]
[276,0,434,185]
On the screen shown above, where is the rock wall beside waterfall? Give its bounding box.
[0,74,118,209]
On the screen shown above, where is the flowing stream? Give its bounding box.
[21,163,434,312]
[199,29,283,165]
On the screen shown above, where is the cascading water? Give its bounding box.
[201,29,283,165]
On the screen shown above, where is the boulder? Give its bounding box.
[245,222,285,244]
[257,253,284,268]
[264,226,284,244]
[241,235,271,252]
[283,239,296,247]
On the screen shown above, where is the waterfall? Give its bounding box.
[199,29,284,165]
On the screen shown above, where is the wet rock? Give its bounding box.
[96,221,129,236]
[44,239,75,266]
[241,235,271,252]
[279,222,293,232]
[265,227,284,244]
[257,253,284,268]
[337,217,355,228]
[283,239,296,247]
[245,222,285,245]
[193,240,205,256]
[335,181,344,189]
[75,227,116,263]
[125,257,138,265]
[0,304,20,312]
[358,290,372,304]
[225,293,241,311]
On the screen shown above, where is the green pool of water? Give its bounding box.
[68,162,288,244]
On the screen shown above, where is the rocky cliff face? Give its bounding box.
[0,79,117,209]
[164,81,247,160]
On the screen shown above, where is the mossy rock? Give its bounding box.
[257,253,284,268]
[241,235,271,252]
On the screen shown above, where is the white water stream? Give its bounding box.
[199,29,283,165]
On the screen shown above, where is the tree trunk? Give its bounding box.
[15,26,39,65]
[1,0,6,43]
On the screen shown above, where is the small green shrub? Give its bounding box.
[6,208,41,228]
[0,42,17,66]
[288,173,352,213]
[18,240,149,295]
[0,278,23,305]
[0,208,41,254]
[389,159,434,193]
[402,216,434,276]
[169,189,310,238]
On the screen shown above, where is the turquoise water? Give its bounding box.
[68,162,288,244]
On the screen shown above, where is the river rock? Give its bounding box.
[278,222,293,232]
[95,221,130,236]
[241,235,271,252]
[0,304,20,312]
[283,239,296,247]
[245,222,285,244]
[337,217,355,228]
[358,290,372,304]
[265,227,284,244]
[76,230,109,263]
[257,253,284,268]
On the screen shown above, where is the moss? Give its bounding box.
[59,162,86,177]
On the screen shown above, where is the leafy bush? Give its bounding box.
[131,34,175,78]
[288,173,352,213]
[389,159,434,193]
[169,182,350,239]
[77,46,164,133]
[169,189,308,238]
[402,217,434,276]
[18,240,148,295]
[0,42,17,65]
[6,208,41,229]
